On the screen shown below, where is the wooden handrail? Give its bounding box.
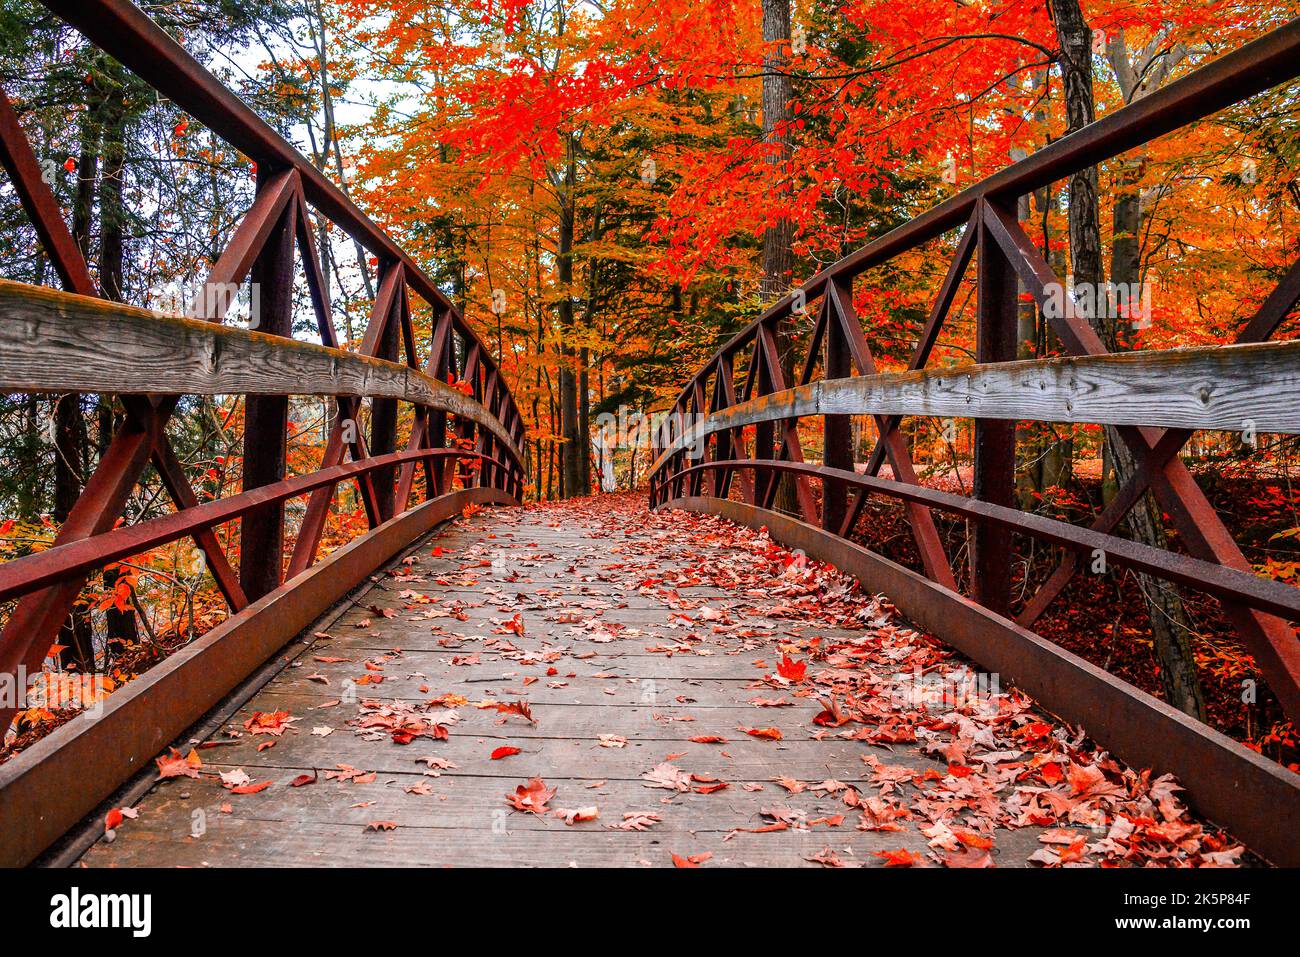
[0,281,524,467]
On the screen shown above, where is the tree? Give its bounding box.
[1047,0,1204,719]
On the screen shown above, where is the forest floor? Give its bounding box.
[79,493,1245,867]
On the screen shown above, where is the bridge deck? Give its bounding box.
[77,496,1238,868]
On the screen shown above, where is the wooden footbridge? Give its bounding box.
[1,1,1298,868]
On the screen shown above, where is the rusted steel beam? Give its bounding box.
[150,441,248,612]
[657,495,1300,868]
[707,360,733,498]
[755,323,818,521]
[826,276,956,588]
[0,485,517,869]
[821,291,851,533]
[284,193,382,575]
[0,89,97,297]
[862,212,979,477]
[668,459,1300,622]
[0,449,504,607]
[971,199,1019,615]
[368,264,403,522]
[239,169,297,601]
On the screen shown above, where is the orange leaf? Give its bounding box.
[671,851,712,868]
[229,780,272,795]
[776,654,806,682]
[874,848,923,867]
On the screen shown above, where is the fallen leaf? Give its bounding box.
[671,851,712,868]
[155,747,202,780]
[554,806,599,825]
[506,777,556,814]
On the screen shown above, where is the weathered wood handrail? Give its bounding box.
[0,281,524,465]
[649,339,1300,471]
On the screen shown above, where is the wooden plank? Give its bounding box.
[237,694,824,739]
[0,279,523,463]
[78,815,1046,869]
[74,772,881,833]
[154,728,881,781]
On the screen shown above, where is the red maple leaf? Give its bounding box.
[228,780,272,795]
[506,777,556,814]
[243,710,294,736]
[155,747,202,780]
[481,699,535,723]
[875,848,923,867]
[777,654,806,682]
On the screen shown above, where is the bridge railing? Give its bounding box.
[649,21,1300,865]
[0,0,526,866]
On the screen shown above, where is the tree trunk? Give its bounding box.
[760,0,794,301]
[1048,0,1204,719]
[96,64,140,653]
[579,345,592,496]
[309,0,375,302]
[1040,183,1073,491]
[557,139,583,498]
[56,64,106,672]
[761,0,799,515]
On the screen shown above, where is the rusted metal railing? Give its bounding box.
[648,20,1300,865]
[0,0,526,865]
